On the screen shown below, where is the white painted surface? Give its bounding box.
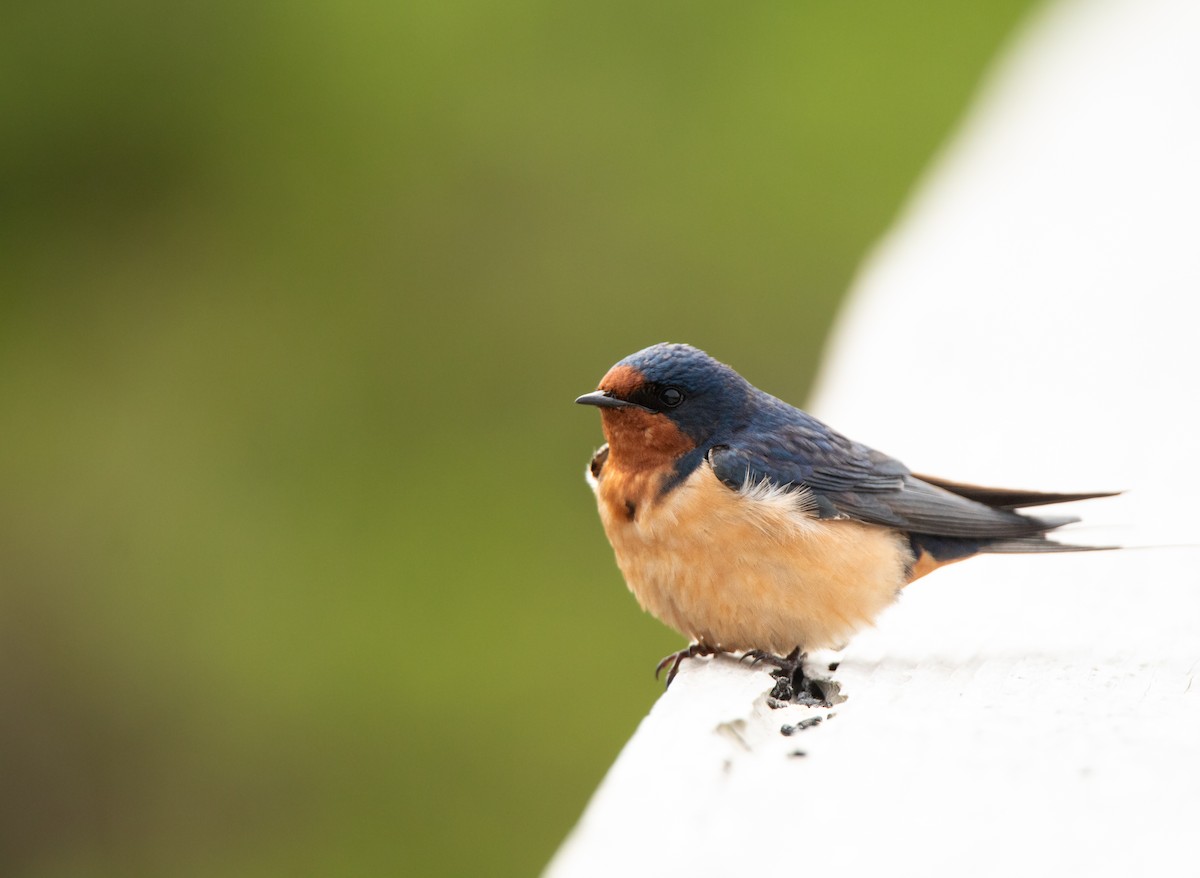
[547,0,1200,874]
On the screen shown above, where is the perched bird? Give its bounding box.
[577,343,1116,687]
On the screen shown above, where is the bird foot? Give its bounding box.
[741,647,843,707]
[655,643,721,687]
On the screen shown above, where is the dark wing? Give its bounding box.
[708,404,1079,539]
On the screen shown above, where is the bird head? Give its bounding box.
[576,343,749,461]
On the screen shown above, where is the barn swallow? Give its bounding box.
[577,343,1116,690]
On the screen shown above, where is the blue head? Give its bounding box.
[576,344,753,453]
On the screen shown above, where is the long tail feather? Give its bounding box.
[913,474,1122,510]
[978,537,1119,554]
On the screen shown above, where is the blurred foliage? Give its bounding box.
[0,1,1034,875]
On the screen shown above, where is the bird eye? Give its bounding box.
[658,386,684,407]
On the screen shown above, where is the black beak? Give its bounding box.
[575,391,650,411]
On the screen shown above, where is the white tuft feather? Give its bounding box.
[736,471,820,523]
[584,445,606,492]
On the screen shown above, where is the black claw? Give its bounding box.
[655,652,686,684]
[738,648,797,670]
[740,649,773,667]
[664,658,685,686]
[653,654,676,680]
[653,643,844,705]
[654,643,721,687]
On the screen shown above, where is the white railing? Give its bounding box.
[547,0,1200,874]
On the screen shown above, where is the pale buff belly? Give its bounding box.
[594,463,913,654]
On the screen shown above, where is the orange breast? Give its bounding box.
[589,460,914,654]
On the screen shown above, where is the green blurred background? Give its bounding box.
[0,2,1036,875]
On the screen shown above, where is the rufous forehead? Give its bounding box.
[598,364,645,397]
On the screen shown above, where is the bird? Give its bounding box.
[576,343,1117,691]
